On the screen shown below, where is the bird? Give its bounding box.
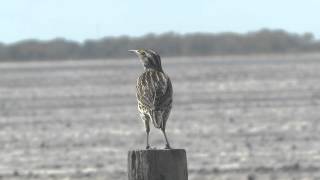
[129,49,173,149]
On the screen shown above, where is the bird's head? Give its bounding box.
[129,49,163,71]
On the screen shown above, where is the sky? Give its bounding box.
[1,0,319,43]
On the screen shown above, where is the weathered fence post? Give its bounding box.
[128,149,188,180]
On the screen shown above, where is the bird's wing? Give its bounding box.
[136,70,172,110]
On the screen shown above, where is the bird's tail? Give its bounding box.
[150,110,163,129]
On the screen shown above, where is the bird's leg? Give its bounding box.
[161,129,171,149]
[146,132,151,149]
[145,120,151,149]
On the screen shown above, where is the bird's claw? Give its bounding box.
[164,144,172,149]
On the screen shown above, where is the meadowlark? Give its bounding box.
[129,49,173,149]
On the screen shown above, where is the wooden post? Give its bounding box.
[128,149,188,180]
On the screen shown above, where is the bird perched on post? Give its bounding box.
[129,49,173,149]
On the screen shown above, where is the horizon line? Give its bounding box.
[1,28,318,45]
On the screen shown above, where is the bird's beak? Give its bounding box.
[128,49,139,55]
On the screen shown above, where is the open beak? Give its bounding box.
[128,49,139,55]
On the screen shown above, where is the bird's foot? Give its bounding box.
[146,145,158,150]
[164,144,172,149]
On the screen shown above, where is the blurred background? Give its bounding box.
[1,0,320,180]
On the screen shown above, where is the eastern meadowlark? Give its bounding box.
[129,49,173,149]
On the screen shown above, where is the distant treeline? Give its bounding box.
[0,29,319,60]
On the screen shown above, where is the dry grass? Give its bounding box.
[0,54,320,180]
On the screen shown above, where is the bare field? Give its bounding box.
[0,54,320,180]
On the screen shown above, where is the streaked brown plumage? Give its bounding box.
[129,49,173,149]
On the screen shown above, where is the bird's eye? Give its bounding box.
[140,51,146,56]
